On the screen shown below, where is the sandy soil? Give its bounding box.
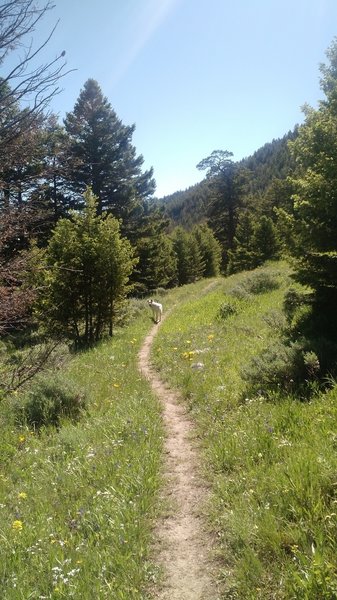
[138,311,221,600]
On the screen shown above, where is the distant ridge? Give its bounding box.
[156,128,298,228]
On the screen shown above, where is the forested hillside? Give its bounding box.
[157,129,297,226]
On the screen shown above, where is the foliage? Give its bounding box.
[0,338,64,394]
[131,202,177,293]
[241,339,318,397]
[63,79,155,221]
[283,287,310,323]
[228,268,280,298]
[191,223,222,277]
[288,38,337,331]
[16,374,87,429]
[197,149,247,266]
[227,210,257,273]
[217,300,239,320]
[35,188,137,346]
[170,226,200,285]
[228,213,279,274]
[157,180,211,228]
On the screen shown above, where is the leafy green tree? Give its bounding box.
[288,38,337,319]
[64,79,155,221]
[36,188,136,346]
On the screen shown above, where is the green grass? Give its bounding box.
[2,266,337,598]
[151,263,337,599]
[0,302,163,599]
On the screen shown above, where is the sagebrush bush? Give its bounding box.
[262,309,287,332]
[229,270,280,299]
[217,300,238,320]
[241,340,320,396]
[17,375,87,428]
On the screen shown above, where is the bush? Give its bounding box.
[244,271,280,294]
[217,300,238,320]
[229,270,280,299]
[17,375,87,429]
[262,309,287,332]
[283,288,310,323]
[242,340,320,397]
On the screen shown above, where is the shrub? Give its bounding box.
[217,300,238,320]
[229,270,280,299]
[242,340,320,397]
[244,271,280,294]
[17,375,87,429]
[262,309,287,332]
[283,288,310,323]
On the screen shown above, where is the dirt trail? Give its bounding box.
[138,309,220,600]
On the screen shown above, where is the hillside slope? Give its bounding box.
[151,262,337,598]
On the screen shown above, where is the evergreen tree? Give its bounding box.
[36,188,136,346]
[38,115,73,222]
[171,227,191,286]
[135,233,177,294]
[196,150,246,267]
[191,223,222,277]
[132,202,177,293]
[227,211,257,274]
[188,233,205,282]
[171,226,205,285]
[288,38,337,322]
[64,79,155,222]
[252,215,278,265]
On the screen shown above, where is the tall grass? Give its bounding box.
[151,263,337,598]
[0,302,163,599]
[3,266,337,598]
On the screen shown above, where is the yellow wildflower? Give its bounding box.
[18,492,27,500]
[12,520,23,531]
[113,383,120,388]
[18,435,25,443]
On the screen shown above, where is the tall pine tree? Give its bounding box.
[64,79,155,223]
[288,38,337,326]
[197,150,246,267]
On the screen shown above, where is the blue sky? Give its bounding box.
[27,0,337,197]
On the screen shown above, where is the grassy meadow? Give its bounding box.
[0,279,212,599]
[2,265,337,598]
[151,262,337,599]
[0,305,165,599]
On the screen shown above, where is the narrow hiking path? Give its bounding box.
[138,303,220,600]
